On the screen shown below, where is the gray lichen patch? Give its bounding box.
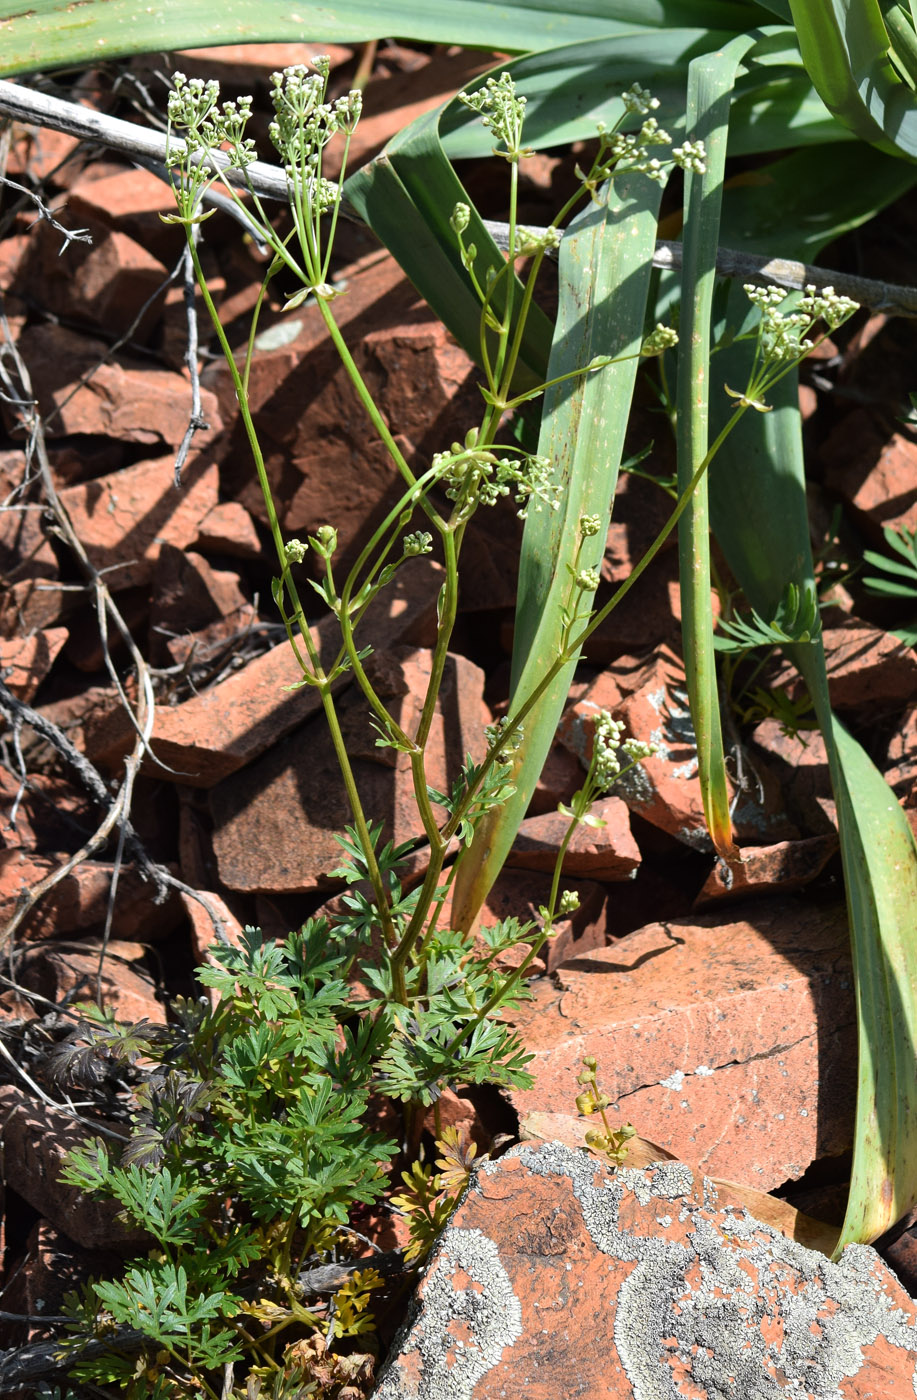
[373,1227,522,1400]
[493,1143,917,1399]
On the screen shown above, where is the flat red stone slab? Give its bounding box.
[376,1142,917,1399]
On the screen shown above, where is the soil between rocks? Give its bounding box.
[3,37,917,1390]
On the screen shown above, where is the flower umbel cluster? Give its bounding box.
[458,71,530,160]
[731,282,860,412]
[556,711,658,838]
[165,73,257,218]
[620,83,660,116]
[591,711,658,791]
[641,322,680,357]
[744,282,858,365]
[580,84,707,194]
[434,442,561,519]
[269,61,362,211]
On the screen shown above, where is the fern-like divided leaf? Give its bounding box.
[713,580,822,652]
[863,524,917,601]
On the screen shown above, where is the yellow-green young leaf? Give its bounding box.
[449,170,663,933]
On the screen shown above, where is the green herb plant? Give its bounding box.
[52,65,859,1398]
[863,523,917,646]
[575,1056,636,1167]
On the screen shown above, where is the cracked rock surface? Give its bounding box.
[375,1141,917,1399]
[507,897,857,1188]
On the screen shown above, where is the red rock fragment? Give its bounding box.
[751,718,836,834]
[63,585,150,673]
[209,643,487,892]
[0,627,68,700]
[0,1218,124,1348]
[66,165,175,255]
[822,408,917,536]
[5,122,81,180]
[59,450,219,590]
[19,212,169,340]
[14,939,165,1024]
[0,449,58,581]
[148,544,249,664]
[375,1142,917,1400]
[193,499,262,559]
[32,683,126,757]
[18,323,222,447]
[0,851,181,943]
[0,577,67,635]
[509,796,640,880]
[87,559,442,786]
[0,1085,149,1251]
[694,834,839,907]
[509,897,856,1187]
[181,889,245,967]
[885,702,917,805]
[770,618,917,710]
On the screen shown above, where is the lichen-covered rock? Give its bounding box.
[375,1141,917,1399]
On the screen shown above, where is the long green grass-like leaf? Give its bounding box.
[676,33,758,860]
[436,28,848,162]
[789,0,917,157]
[344,106,552,391]
[0,0,776,77]
[707,365,917,1249]
[448,171,663,933]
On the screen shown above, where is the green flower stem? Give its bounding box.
[241,259,280,398]
[415,527,459,750]
[489,157,519,391]
[441,400,753,850]
[185,235,317,675]
[185,232,398,966]
[314,296,432,508]
[322,131,355,286]
[487,248,551,419]
[318,677,400,961]
[334,460,450,749]
[389,843,449,981]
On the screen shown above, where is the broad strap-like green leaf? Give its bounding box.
[449,171,664,934]
[789,0,917,157]
[436,28,845,162]
[0,0,779,78]
[344,104,551,392]
[676,32,760,860]
[707,334,917,1251]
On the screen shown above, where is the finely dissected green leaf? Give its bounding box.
[676,33,757,860]
[789,0,917,157]
[0,0,773,77]
[449,171,663,932]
